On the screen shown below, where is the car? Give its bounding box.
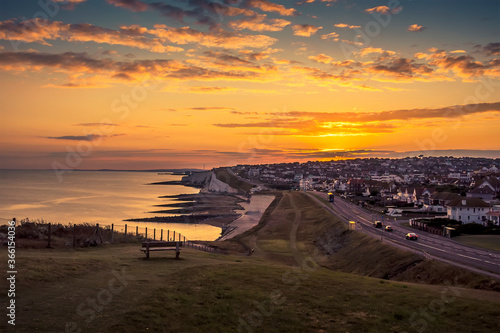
[406,233,418,240]
[385,226,393,232]
[373,221,383,228]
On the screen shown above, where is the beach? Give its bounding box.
[131,170,275,239]
[218,194,275,240]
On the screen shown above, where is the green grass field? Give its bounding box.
[2,191,500,332]
[454,235,500,252]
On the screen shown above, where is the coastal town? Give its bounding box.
[230,156,500,227]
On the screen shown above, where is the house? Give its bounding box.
[447,197,490,225]
[418,188,433,205]
[423,192,461,213]
[487,210,500,226]
[396,187,425,204]
[473,177,500,195]
[429,192,461,206]
[347,178,365,194]
[466,186,495,203]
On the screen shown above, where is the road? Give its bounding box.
[308,192,500,279]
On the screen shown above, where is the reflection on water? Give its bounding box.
[0,170,221,240]
[113,222,221,241]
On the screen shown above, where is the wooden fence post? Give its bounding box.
[124,224,128,240]
[111,223,114,243]
[46,223,52,248]
[154,228,156,240]
[73,223,76,248]
[161,229,163,241]
[96,223,103,244]
[136,226,138,237]
[145,227,148,240]
[173,230,176,241]
[167,230,170,241]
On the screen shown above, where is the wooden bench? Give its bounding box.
[140,241,182,259]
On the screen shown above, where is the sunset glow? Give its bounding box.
[1,0,499,170]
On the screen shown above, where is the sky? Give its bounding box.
[0,0,499,170]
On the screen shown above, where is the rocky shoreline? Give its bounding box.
[126,170,275,239]
[126,171,250,229]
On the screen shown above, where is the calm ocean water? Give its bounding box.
[0,170,221,240]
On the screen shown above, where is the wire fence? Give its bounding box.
[1,218,226,254]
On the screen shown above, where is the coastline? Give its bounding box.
[218,194,275,241]
[132,170,274,239]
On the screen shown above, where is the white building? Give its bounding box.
[447,197,490,225]
[248,168,260,177]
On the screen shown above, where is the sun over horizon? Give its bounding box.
[1,0,499,170]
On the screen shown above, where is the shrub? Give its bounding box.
[456,223,487,235]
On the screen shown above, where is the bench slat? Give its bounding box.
[141,241,182,259]
[141,241,183,247]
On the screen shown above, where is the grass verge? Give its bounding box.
[454,235,500,252]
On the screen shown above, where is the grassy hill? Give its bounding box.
[1,191,499,332]
[231,192,499,290]
[215,168,255,194]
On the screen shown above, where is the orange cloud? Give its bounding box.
[308,53,334,64]
[292,24,322,37]
[214,116,395,137]
[247,0,298,16]
[340,39,363,47]
[408,24,426,32]
[212,101,500,138]
[148,25,277,49]
[351,84,383,92]
[188,50,280,77]
[330,60,363,68]
[320,32,339,41]
[43,82,109,89]
[429,54,500,79]
[297,0,335,3]
[358,47,396,57]
[0,18,279,52]
[188,86,237,93]
[334,23,361,29]
[0,19,183,53]
[474,43,500,56]
[412,48,500,79]
[228,14,291,32]
[0,50,282,85]
[365,6,390,14]
[282,102,500,123]
[367,57,434,80]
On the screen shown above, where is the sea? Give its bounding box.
[0,170,222,240]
